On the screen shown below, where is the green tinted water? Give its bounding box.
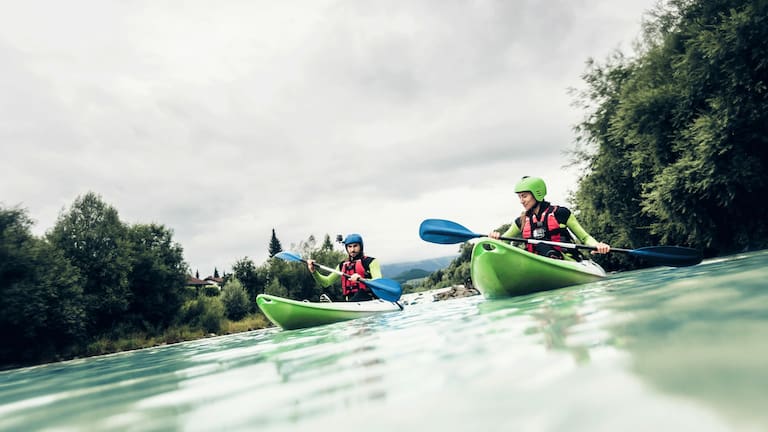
[1,251,766,431]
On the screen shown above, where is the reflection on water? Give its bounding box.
[606,255,768,431]
[1,251,766,431]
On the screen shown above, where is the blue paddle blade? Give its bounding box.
[274,251,305,263]
[629,246,703,267]
[366,278,403,302]
[419,219,480,244]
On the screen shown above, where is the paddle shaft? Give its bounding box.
[498,236,619,253]
[418,219,702,267]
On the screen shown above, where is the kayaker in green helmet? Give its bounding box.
[306,233,383,302]
[489,176,610,259]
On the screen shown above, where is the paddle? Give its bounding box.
[419,218,703,268]
[274,251,403,302]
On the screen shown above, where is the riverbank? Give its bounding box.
[3,289,475,371]
[0,314,272,372]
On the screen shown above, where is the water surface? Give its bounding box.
[1,251,766,431]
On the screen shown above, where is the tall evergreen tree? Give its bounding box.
[214,267,220,278]
[268,228,283,257]
[321,234,334,251]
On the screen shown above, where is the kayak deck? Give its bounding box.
[471,239,606,299]
[256,294,403,330]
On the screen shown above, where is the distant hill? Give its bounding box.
[381,255,457,279]
[390,268,431,284]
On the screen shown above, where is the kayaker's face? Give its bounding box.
[346,243,362,258]
[518,192,537,211]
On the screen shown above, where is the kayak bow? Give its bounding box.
[256,294,403,330]
[471,239,607,298]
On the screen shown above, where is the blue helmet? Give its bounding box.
[343,233,364,249]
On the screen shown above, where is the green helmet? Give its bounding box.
[514,176,547,201]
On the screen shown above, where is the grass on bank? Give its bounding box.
[84,313,273,358]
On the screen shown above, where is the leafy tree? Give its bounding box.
[264,277,289,298]
[571,0,768,260]
[0,206,85,365]
[126,223,188,332]
[290,234,318,258]
[268,228,283,257]
[231,257,267,309]
[221,278,249,320]
[46,192,133,335]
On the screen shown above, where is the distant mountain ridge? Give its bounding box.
[389,268,431,284]
[380,255,457,279]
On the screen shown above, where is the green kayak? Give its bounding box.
[470,239,607,299]
[256,294,403,330]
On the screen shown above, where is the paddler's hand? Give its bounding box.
[592,242,611,254]
[348,273,362,282]
[307,259,316,272]
[489,231,501,239]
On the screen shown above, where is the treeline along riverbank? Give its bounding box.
[2,0,768,369]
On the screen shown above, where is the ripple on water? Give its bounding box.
[1,251,767,431]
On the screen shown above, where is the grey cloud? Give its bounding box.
[0,0,653,268]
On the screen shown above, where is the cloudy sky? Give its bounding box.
[1,0,654,274]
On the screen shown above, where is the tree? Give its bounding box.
[46,192,133,335]
[268,228,283,257]
[269,255,318,301]
[571,0,768,261]
[221,278,249,320]
[321,234,334,251]
[0,206,85,365]
[231,257,266,309]
[125,223,188,332]
[214,267,220,278]
[264,277,289,298]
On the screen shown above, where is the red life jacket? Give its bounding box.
[340,256,373,296]
[521,205,565,254]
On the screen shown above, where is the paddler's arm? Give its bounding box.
[565,215,611,254]
[500,222,522,239]
[308,260,341,287]
[489,220,523,246]
[367,259,383,279]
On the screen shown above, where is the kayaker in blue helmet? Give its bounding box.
[307,233,383,302]
[489,176,610,259]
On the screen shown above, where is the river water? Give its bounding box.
[1,250,767,432]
